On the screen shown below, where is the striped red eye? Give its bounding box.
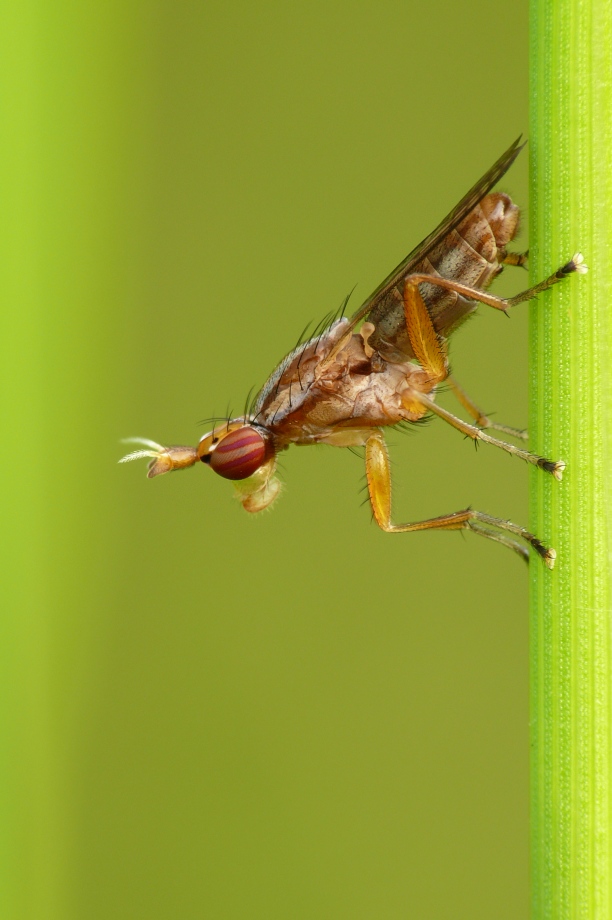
[209,426,267,480]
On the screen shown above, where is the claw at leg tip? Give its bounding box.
[553,460,565,482]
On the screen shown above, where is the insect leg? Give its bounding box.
[365,430,555,567]
[403,252,586,315]
[402,275,448,382]
[506,253,587,305]
[414,393,564,479]
[500,249,529,268]
[447,376,528,441]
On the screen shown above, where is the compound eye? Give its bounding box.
[209,426,267,480]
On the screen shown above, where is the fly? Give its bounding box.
[121,138,587,566]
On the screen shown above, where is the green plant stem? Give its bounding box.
[529,1,612,917]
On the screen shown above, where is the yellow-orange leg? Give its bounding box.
[401,255,586,431]
[448,376,528,442]
[415,392,564,480]
[403,252,586,316]
[365,430,555,567]
[402,272,448,382]
[501,249,529,269]
[401,275,528,440]
[401,253,584,391]
[401,276,528,441]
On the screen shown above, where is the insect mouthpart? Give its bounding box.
[198,423,272,481]
[119,438,198,478]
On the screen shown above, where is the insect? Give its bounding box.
[121,138,586,566]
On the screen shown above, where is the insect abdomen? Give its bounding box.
[365,192,520,363]
[416,192,519,335]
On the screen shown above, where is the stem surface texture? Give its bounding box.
[530,1,612,917]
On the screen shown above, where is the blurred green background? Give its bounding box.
[3,2,530,917]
